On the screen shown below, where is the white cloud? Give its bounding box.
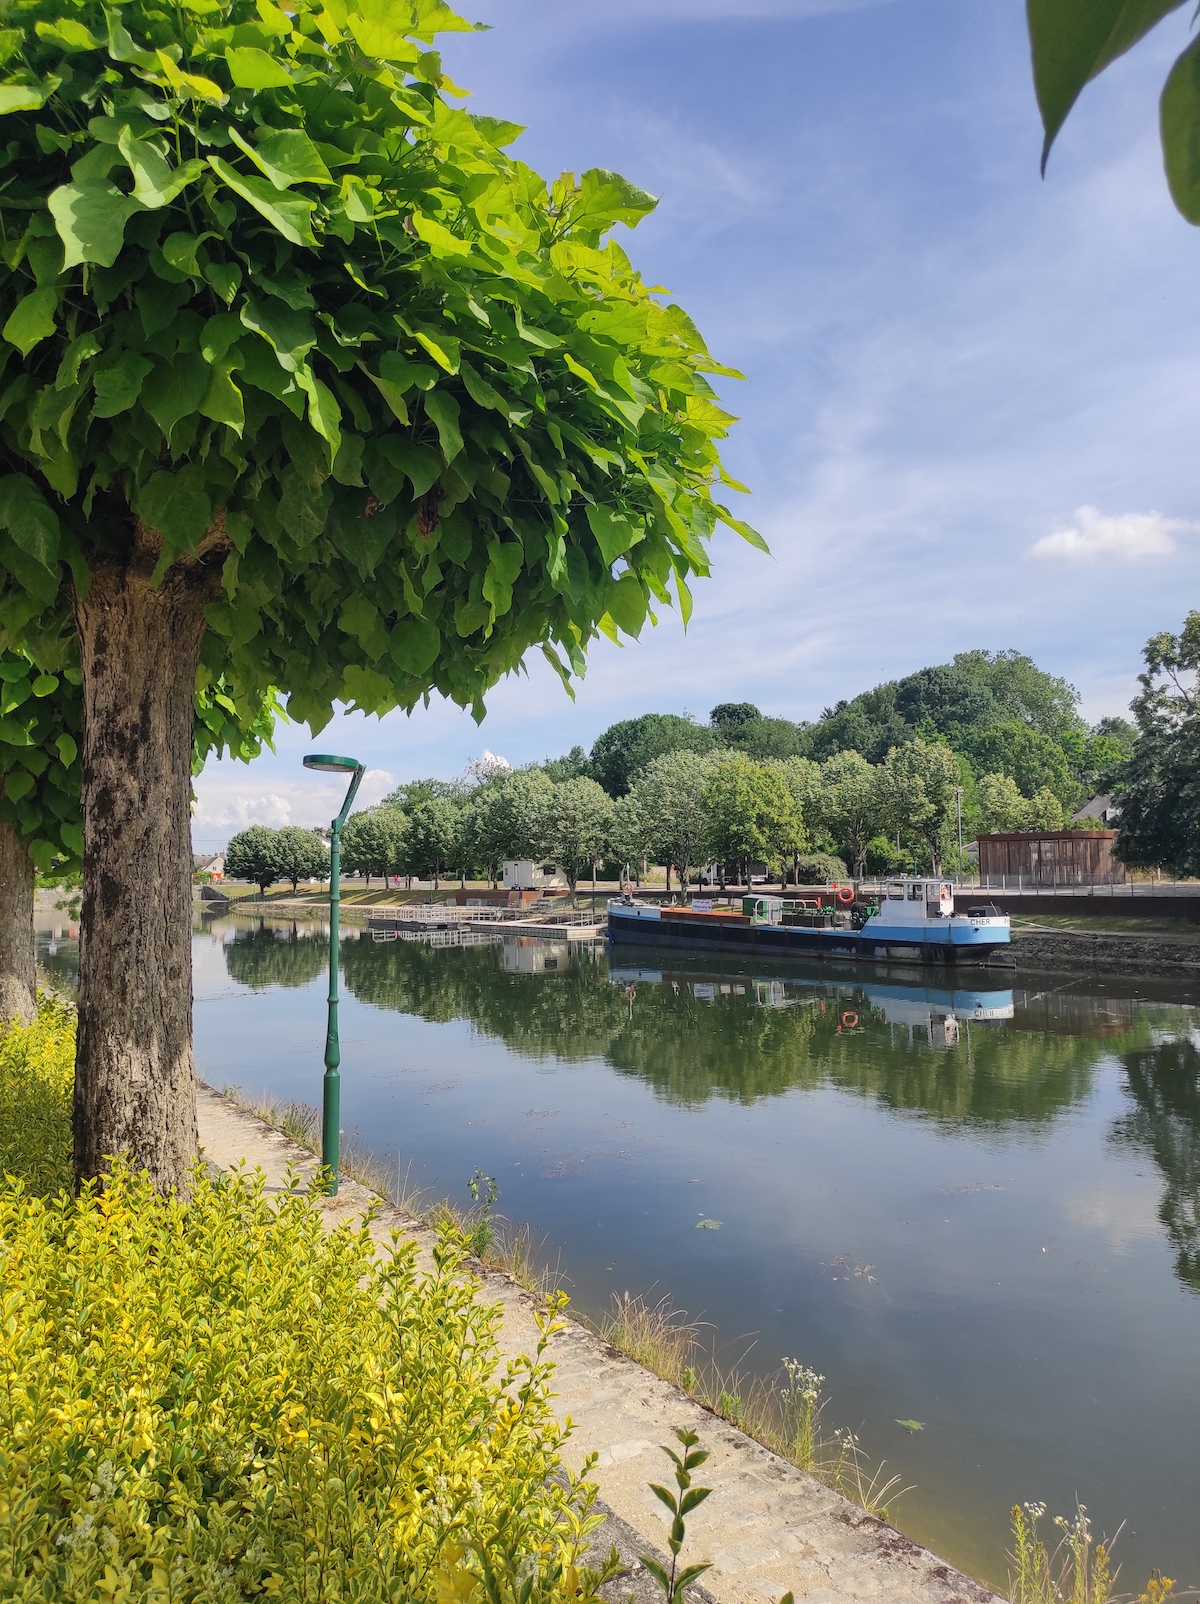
[191,768,395,840]
[1027,505,1198,563]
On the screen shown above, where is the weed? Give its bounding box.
[1008,1501,1172,1604]
[466,1168,499,1256]
[639,1429,712,1604]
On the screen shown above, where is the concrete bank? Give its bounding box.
[197,1085,1001,1604]
[1011,926,1200,975]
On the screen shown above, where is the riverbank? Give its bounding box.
[1011,921,1200,974]
[196,1084,1002,1604]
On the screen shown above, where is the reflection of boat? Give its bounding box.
[502,939,570,974]
[608,880,1011,967]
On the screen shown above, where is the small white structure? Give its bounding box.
[502,859,566,891]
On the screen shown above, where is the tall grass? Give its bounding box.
[1008,1502,1175,1604]
[598,1291,905,1519]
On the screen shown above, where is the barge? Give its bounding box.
[607,879,1012,968]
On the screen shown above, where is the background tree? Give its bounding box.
[225,826,283,895]
[951,649,1085,740]
[462,768,554,884]
[1115,613,1200,877]
[963,721,1077,808]
[272,826,329,893]
[876,740,962,875]
[709,702,761,733]
[812,750,880,879]
[701,752,803,888]
[975,771,1031,834]
[0,0,756,1188]
[625,748,714,893]
[342,806,406,886]
[538,777,614,901]
[402,796,463,889]
[589,714,721,798]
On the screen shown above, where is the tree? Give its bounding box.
[975,771,1030,834]
[0,0,756,1188]
[963,721,1077,808]
[272,826,329,892]
[1115,613,1200,876]
[626,749,714,893]
[342,806,406,886]
[536,744,592,783]
[709,702,760,732]
[723,715,806,761]
[952,650,1085,740]
[700,752,803,887]
[1026,1,1199,229]
[402,796,463,889]
[811,750,881,879]
[538,777,614,901]
[893,664,999,742]
[876,740,962,875]
[225,826,282,894]
[462,768,554,884]
[589,714,720,797]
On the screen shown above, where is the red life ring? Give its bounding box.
[842,1011,858,1029]
[836,885,854,905]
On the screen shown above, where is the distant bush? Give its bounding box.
[0,994,73,1196]
[793,852,849,884]
[0,1162,609,1603]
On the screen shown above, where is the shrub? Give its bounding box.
[0,994,74,1196]
[0,1163,610,1603]
[792,852,849,885]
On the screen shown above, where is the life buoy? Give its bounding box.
[836,885,854,905]
[841,1011,858,1029]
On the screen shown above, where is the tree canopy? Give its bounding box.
[1115,612,1200,876]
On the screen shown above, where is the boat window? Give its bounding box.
[908,885,924,901]
[887,887,904,900]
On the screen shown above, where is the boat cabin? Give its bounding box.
[877,879,955,921]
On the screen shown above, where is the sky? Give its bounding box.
[193,0,1200,848]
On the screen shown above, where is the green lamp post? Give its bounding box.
[304,752,365,1195]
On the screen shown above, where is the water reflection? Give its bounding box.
[1111,1036,1200,1292]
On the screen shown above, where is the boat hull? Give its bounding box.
[607,907,1012,967]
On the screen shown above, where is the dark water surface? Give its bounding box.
[42,915,1200,1589]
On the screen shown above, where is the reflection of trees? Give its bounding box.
[224,924,328,991]
[337,935,1143,1126]
[1111,1037,1200,1292]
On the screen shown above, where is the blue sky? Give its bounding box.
[193,0,1200,848]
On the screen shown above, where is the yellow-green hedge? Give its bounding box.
[0,1003,606,1603]
[0,995,74,1196]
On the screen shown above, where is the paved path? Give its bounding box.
[197,1085,1004,1604]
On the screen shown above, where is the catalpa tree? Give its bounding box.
[0,0,759,1190]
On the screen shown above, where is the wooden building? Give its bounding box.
[975,830,1124,888]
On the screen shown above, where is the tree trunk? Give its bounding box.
[0,819,37,1026]
[73,555,217,1193]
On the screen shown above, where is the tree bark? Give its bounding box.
[0,819,37,1026]
[73,554,218,1192]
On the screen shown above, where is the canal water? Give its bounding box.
[37,914,1200,1590]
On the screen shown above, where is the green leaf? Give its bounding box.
[119,128,205,209]
[390,617,441,676]
[31,674,59,697]
[0,715,31,747]
[1028,0,1186,167]
[412,214,472,259]
[36,17,101,50]
[424,389,462,461]
[240,298,316,373]
[359,361,410,424]
[56,332,103,390]
[895,1419,925,1432]
[199,363,245,433]
[226,45,294,87]
[585,504,643,566]
[1161,35,1200,221]
[229,126,332,190]
[0,476,61,570]
[0,77,58,115]
[48,180,141,269]
[605,572,647,638]
[55,733,77,766]
[346,10,422,63]
[104,9,158,68]
[135,467,214,550]
[295,367,342,463]
[576,167,658,230]
[4,768,33,801]
[141,354,210,442]
[208,156,318,248]
[2,287,60,358]
[380,352,438,391]
[378,438,441,496]
[92,352,155,418]
[717,509,770,554]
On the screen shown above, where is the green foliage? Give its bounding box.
[402,793,464,885]
[0,0,756,725]
[589,713,719,798]
[624,748,713,890]
[0,1156,616,1604]
[708,701,760,730]
[1115,612,1200,874]
[0,993,74,1195]
[792,850,849,884]
[638,1429,712,1604]
[700,751,804,878]
[341,804,406,881]
[963,721,1077,808]
[874,739,963,874]
[271,823,328,890]
[222,921,328,990]
[810,749,881,878]
[462,768,552,878]
[537,776,614,894]
[224,822,282,892]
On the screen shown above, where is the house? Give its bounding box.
[1072,794,1121,826]
[193,852,225,881]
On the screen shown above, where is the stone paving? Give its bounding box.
[196,1085,1004,1604]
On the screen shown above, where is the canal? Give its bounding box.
[37,912,1200,1590]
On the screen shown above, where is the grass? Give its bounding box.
[597,1291,906,1520]
[1011,914,1200,937]
[1008,1501,1177,1604]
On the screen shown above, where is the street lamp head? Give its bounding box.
[304,754,362,774]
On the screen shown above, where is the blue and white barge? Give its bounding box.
[607,880,1012,968]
